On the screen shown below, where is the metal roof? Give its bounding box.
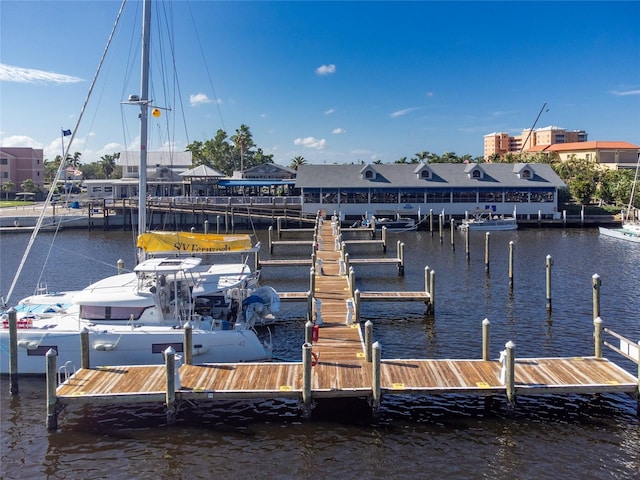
[294,163,565,189]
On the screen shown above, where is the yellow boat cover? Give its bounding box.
[137,231,254,253]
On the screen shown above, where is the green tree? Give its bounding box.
[414,151,430,164]
[100,153,120,178]
[44,156,62,183]
[2,180,15,200]
[394,157,408,164]
[187,125,273,176]
[21,178,39,193]
[289,156,307,170]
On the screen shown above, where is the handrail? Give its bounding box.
[602,327,639,365]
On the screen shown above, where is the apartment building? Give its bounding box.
[0,147,44,194]
[484,126,588,159]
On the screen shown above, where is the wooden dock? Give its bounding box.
[54,355,638,405]
[41,214,639,428]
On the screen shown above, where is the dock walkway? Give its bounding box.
[42,214,639,428]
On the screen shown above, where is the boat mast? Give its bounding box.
[138,0,151,242]
[138,0,151,240]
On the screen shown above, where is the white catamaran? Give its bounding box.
[1,0,279,374]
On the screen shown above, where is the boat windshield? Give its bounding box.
[80,305,147,321]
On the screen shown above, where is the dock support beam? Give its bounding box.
[397,241,405,276]
[46,348,58,431]
[372,341,382,411]
[354,289,361,323]
[8,309,18,395]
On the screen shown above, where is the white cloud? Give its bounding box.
[189,93,213,106]
[294,136,326,150]
[332,128,346,134]
[0,64,83,84]
[316,64,336,76]
[324,108,335,115]
[1,135,42,148]
[390,107,420,118]
[610,89,640,96]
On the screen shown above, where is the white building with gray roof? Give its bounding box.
[294,163,566,220]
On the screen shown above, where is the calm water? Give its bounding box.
[1,226,639,479]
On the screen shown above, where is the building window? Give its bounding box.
[472,170,481,178]
[479,191,503,202]
[365,170,373,179]
[530,191,554,202]
[426,191,451,203]
[452,191,477,203]
[522,169,531,178]
[400,190,424,203]
[420,170,430,179]
[303,191,320,203]
[505,191,529,202]
[0,158,7,165]
[127,165,139,175]
[104,186,113,193]
[321,189,338,204]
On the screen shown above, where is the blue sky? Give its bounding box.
[1,1,639,166]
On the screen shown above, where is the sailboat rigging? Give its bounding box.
[1,0,279,374]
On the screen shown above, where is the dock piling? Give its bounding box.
[184,322,193,365]
[8,308,18,395]
[354,289,361,322]
[594,317,603,358]
[505,341,516,408]
[484,232,490,273]
[592,274,601,321]
[365,320,373,362]
[546,255,553,311]
[80,328,90,369]
[508,241,515,289]
[372,341,382,411]
[482,318,491,361]
[164,346,177,425]
[302,342,313,412]
[46,348,58,431]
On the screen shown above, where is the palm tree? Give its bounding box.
[414,151,430,163]
[289,156,307,170]
[231,124,253,173]
[100,153,119,178]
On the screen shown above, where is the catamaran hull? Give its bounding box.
[0,328,270,375]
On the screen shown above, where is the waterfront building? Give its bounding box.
[0,147,44,195]
[294,163,566,220]
[527,141,640,170]
[484,126,588,160]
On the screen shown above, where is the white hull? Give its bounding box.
[459,218,517,231]
[0,321,270,375]
[599,225,640,243]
